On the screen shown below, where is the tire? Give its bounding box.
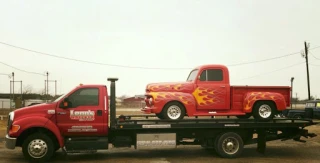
[236,113,251,119]
[162,102,186,120]
[214,132,244,158]
[253,101,275,121]
[22,133,55,163]
[155,113,164,119]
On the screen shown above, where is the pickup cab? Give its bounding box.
[287,100,320,119]
[142,64,291,121]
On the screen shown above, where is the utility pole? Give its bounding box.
[305,41,311,100]
[295,92,297,108]
[46,71,49,96]
[44,71,57,101]
[55,80,57,96]
[12,72,14,107]
[302,41,311,100]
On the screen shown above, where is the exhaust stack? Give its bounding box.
[107,77,118,128]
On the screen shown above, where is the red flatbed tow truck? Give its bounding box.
[4,78,318,162]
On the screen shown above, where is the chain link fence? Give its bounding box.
[0,99,46,109]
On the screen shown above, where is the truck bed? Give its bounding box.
[230,86,291,111]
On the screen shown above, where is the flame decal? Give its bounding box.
[150,92,195,105]
[192,87,225,106]
[244,92,284,111]
[147,83,194,92]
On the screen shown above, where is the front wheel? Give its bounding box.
[162,102,186,120]
[253,101,275,121]
[22,133,55,163]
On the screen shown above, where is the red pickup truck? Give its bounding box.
[142,64,291,120]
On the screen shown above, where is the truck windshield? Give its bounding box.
[52,94,67,102]
[187,69,199,81]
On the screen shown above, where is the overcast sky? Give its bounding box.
[0,0,320,100]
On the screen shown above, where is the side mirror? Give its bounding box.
[60,98,70,109]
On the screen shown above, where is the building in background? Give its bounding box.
[122,95,145,108]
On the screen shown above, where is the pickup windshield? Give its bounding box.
[187,69,198,81]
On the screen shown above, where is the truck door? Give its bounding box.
[194,68,230,110]
[56,87,107,136]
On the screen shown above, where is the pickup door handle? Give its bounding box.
[97,110,102,116]
[220,86,226,88]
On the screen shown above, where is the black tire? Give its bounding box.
[214,132,244,158]
[155,113,164,119]
[162,102,186,120]
[236,113,251,119]
[22,133,55,163]
[253,101,275,121]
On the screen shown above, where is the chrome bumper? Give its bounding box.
[5,134,16,149]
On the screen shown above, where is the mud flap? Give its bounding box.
[256,129,266,154]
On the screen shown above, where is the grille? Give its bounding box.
[7,114,11,134]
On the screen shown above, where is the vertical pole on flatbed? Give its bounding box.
[108,78,118,128]
[257,129,266,154]
[290,77,294,109]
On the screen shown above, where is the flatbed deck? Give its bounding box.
[113,115,317,130]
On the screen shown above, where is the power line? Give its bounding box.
[234,62,305,82]
[1,41,320,69]
[0,61,45,76]
[310,51,320,60]
[310,63,320,66]
[0,41,190,70]
[227,51,300,66]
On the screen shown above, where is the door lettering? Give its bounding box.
[70,110,95,121]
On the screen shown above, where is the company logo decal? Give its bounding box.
[70,110,95,121]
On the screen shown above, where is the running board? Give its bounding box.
[64,137,108,151]
[194,112,246,116]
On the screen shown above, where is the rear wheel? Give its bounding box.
[214,132,244,158]
[162,102,186,120]
[253,101,275,121]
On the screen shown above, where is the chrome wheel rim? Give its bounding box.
[222,137,239,155]
[167,105,181,120]
[28,139,48,158]
[258,104,272,118]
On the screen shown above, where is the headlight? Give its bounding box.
[148,97,153,105]
[9,111,14,121]
[7,111,14,134]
